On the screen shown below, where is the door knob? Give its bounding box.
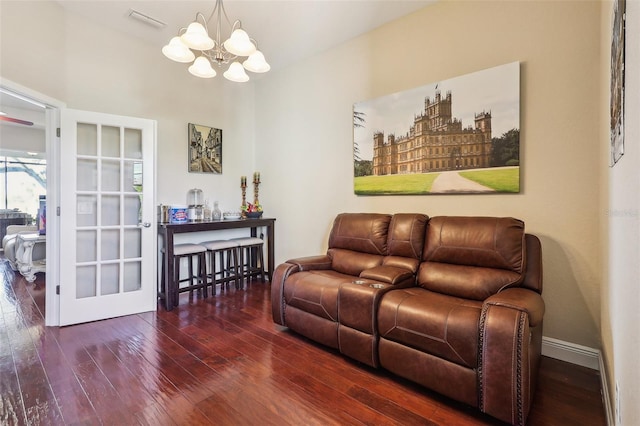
[139,222,151,228]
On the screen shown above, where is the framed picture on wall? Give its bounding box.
[610,0,626,167]
[353,61,520,195]
[188,123,222,174]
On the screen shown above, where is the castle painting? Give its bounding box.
[353,62,520,195]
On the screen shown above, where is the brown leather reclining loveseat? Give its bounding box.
[271,213,544,425]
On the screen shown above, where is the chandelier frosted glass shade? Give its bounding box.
[188,56,217,78]
[243,51,270,73]
[162,0,269,82]
[181,22,214,50]
[223,29,256,56]
[223,62,249,82]
[162,37,196,63]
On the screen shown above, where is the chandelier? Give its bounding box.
[162,0,270,82]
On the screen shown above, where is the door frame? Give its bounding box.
[1,78,64,326]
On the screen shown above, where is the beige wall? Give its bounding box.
[255,0,603,349]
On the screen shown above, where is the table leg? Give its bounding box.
[164,230,174,310]
[250,224,274,281]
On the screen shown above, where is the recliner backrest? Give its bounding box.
[419,216,526,300]
[328,213,391,254]
[327,213,391,276]
[384,213,429,273]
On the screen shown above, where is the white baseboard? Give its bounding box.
[541,336,613,426]
[599,353,615,426]
[541,336,600,370]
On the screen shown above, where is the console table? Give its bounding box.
[158,218,275,310]
[15,232,46,283]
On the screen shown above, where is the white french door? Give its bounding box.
[59,109,156,326]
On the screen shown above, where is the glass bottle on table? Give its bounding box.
[212,201,222,220]
[203,199,212,221]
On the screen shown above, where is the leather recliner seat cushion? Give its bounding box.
[327,248,385,277]
[283,269,359,349]
[418,262,522,301]
[284,269,355,321]
[378,287,482,368]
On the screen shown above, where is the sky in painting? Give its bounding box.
[353,62,520,162]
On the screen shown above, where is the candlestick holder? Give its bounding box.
[241,182,247,218]
[253,176,260,207]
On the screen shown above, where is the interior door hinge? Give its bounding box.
[56,285,60,295]
[56,206,60,216]
[56,127,60,137]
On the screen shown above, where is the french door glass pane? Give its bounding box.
[101,195,120,226]
[124,160,143,190]
[101,126,120,158]
[101,160,121,191]
[76,194,97,227]
[76,230,97,262]
[101,264,119,295]
[76,265,97,298]
[101,229,120,261]
[77,159,97,191]
[77,123,97,156]
[123,262,142,292]
[124,128,142,159]
[124,195,141,226]
[124,229,141,258]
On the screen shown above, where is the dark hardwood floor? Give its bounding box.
[0,259,607,425]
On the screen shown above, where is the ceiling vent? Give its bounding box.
[128,9,166,29]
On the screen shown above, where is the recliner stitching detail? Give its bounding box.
[516,312,526,425]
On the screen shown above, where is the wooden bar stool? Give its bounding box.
[160,243,208,308]
[229,236,266,288]
[200,239,240,294]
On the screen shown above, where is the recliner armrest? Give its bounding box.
[285,255,333,271]
[271,262,300,325]
[483,288,545,327]
[360,265,414,285]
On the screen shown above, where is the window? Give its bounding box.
[0,155,46,222]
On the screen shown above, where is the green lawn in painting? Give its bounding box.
[354,173,439,195]
[459,167,520,193]
[354,166,519,194]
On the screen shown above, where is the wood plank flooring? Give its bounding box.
[0,259,607,425]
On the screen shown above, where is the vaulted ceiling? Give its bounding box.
[2,1,435,130]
